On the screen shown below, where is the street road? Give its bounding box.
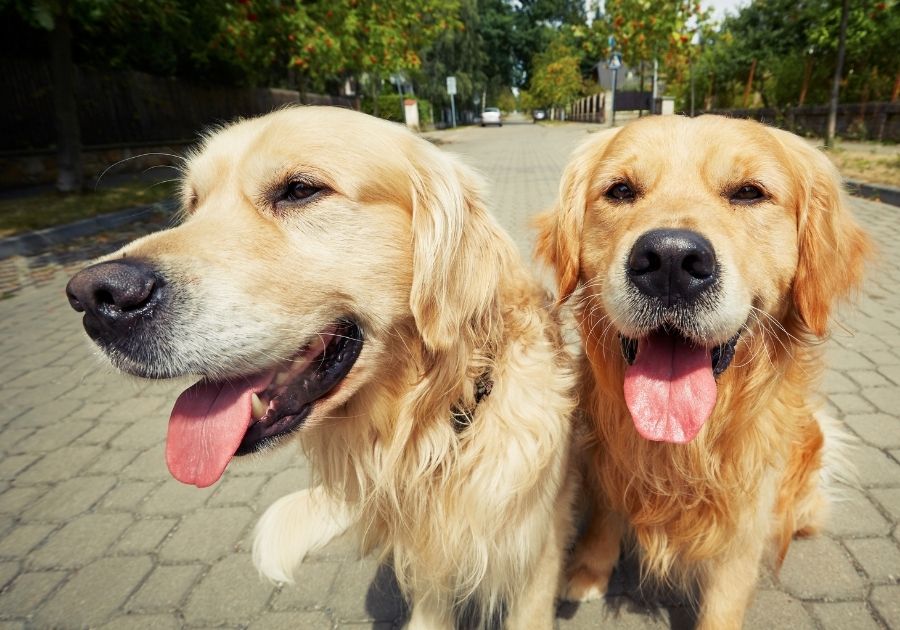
[0,121,898,629]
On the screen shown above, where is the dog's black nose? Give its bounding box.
[66,260,163,338]
[627,229,717,304]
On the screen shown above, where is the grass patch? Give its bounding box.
[826,145,900,188]
[0,180,178,238]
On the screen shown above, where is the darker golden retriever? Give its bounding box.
[66,106,576,629]
[536,115,870,628]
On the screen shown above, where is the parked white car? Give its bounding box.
[481,107,502,127]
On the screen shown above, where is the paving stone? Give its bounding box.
[850,443,900,486]
[100,480,158,511]
[779,537,864,600]
[182,554,275,625]
[826,489,890,536]
[158,506,253,562]
[0,428,35,455]
[0,522,56,558]
[0,123,897,629]
[308,530,362,562]
[5,398,83,430]
[34,556,153,628]
[250,610,334,630]
[28,512,132,569]
[844,413,900,448]
[110,418,167,450]
[14,445,102,484]
[848,370,892,388]
[328,559,405,623]
[257,467,313,510]
[126,563,204,611]
[871,584,900,627]
[102,395,172,420]
[85,448,142,475]
[827,393,876,415]
[69,401,114,421]
[21,475,116,522]
[556,598,670,629]
[0,515,12,539]
[862,386,900,413]
[73,421,125,445]
[744,589,816,629]
[209,473,267,506]
[880,364,900,385]
[871,487,900,521]
[0,453,39,479]
[5,366,75,390]
[0,561,20,590]
[811,601,881,630]
[11,420,93,454]
[0,570,67,617]
[823,370,857,394]
[271,561,341,610]
[0,485,48,515]
[99,613,182,630]
[141,480,215,515]
[826,347,874,370]
[844,537,900,582]
[115,517,177,555]
[120,445,170,480]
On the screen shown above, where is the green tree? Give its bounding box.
[529,35,584,112]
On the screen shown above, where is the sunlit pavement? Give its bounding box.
[0,121,898,628]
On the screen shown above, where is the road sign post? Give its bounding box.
[607,53,622,127]
[446,76,457,128]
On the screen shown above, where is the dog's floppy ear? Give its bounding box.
[773,129,871,337]
[535,127,621,302]
[409,148,511,353]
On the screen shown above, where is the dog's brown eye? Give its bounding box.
[606,183,635,201]
[731,185,765,203]
[286,181,322,202]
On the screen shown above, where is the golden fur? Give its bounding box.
[536,115,869,628]
[89,107,576,628]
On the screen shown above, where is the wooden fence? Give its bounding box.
[0,58,358,153]
[706,102,899,142]
[569,93,606,124]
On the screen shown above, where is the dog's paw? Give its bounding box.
[252,486,354,584]
[561,566,610,602]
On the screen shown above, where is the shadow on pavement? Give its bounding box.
[364,548,697,629]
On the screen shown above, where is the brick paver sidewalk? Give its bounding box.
[0,122,898,629]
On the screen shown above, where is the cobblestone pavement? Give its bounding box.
[1,121,898,629]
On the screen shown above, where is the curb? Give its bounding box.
[0,200,176,260]
[845,180,900,207]
[0,179,895,262]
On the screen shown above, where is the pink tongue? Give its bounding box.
[623,334,716,443]
[166,374,271,487]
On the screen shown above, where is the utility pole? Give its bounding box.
[826,0,850,149]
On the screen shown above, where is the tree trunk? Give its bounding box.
[798,56,813,106]
[891,70,900,102]
[49,2,82,193]
[826,0,850,149]
[743,59,756,109]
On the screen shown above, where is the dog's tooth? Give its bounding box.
[251,393,267,419]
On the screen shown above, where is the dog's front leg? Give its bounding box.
[561,503,623,602]
[695,534,765,630]
[253,485,355,583]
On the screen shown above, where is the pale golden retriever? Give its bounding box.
[536,115,870,628]
[66,106,575,628]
